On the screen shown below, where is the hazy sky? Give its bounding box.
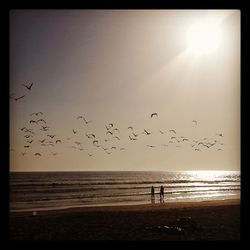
[10,10,240,172]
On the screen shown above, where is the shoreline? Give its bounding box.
[10,198,240,217]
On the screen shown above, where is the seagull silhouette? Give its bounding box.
[83,117,92,124]
[40,126,49,131]
[56,140,62,144]
[12,95,25,101]
[216,133,223,137]
[22,82,33,90]
[129,135,137,140]
[132,132,139,137]
[143,129,151,135]
[47,135,56,138]
[34,153,41,156]
[151,113,158,118]
[192,120,197,126]
[147,145,155,148]
[30,112,43,116]
[30,120,38,124]
[93,140,99,145]
[128,126,133,130]
[169,130,176,134]
[106,131,113,135]
[37,119,46,124]
[24,135,32,138]
[72,129,77,134]
[114,136,120,140]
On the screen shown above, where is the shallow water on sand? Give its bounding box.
[10,171,240,211]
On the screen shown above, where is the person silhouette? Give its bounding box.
[151,186,155,204]
[160,185,164,203]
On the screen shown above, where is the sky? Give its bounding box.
[9,10,240,172]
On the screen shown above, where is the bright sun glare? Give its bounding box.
[187,20,222,55]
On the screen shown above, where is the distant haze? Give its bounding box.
[10,10,240,172]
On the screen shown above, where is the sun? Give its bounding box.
[187,20,222,55]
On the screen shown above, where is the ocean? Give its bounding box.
[9,171,240,212]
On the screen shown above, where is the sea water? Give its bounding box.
[9,171,240,212]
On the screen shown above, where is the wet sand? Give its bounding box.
[9,199,240,240]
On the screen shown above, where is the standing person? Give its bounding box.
[151,186,155,204]
[160,185,164,203]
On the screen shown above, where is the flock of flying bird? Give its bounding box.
[10,83,225,158]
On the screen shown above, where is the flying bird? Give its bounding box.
[106,131,113,135]
[83,117,92,124]
[159,130,164,134]
[216,133,224,137]
[34,153,41,156]
[111,146,116,150]
[192,120,198,126]
[72,129,77,134]
[47,135,56,138]
[27,140,33,144]
[22,82,33,90]
[56,140,62,144]
[30,112,43,116]
[21,152,26,156]
[77,116,83,119]
[37,119,46,124]
[40,126,49,131]
[30,120,38,124]
[169,130,176,134]
[128,126,133,130]
[129,136,137,141]
[93,140,99,145]
[132,132,139,137]
[143,129,151,135]
[39,139,46,143]
[151,113,158,118]
[24,135,32,138]
[88,153,93,157]
[114,136,120,140]
[24,145,31,148]
[147,145,155,148]
[12,95,25,101]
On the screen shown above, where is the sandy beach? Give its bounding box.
[9,199,240,240]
